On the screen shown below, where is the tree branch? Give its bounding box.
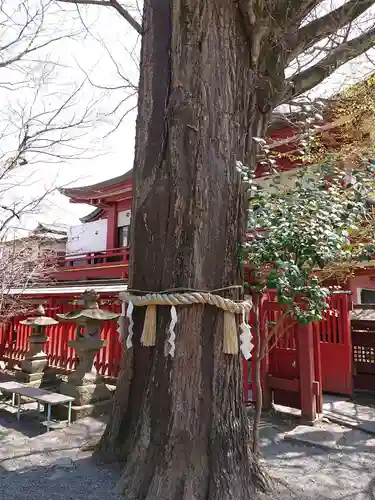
[0,34,76,69]
[288,0,375,63]
[57,0,142,34]
[109,0,142,34]
[281,25,375,104]
[273,0,321,28]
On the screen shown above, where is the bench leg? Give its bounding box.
[47,404,51,432]
[68,401,72,426]
[12,393,15,407]
[17,394,21,421]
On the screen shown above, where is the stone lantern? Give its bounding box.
[56,289,119,416]
[16,304,58,387]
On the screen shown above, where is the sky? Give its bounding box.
[0,0,142,233]
[38,2,141,226]
[1,0,375,235]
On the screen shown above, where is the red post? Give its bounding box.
[341,293,353,395]
[250,300,258,404]
[260,296,271,410]
[313,322,323,414]
[0,322,10,360]
[297,323,316,423]
[106,204,117,249]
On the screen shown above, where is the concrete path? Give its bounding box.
[284,422,351,450]
[261,414,375,500]
[323,395,375,434]
[281,395,375,450]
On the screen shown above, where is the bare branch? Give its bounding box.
[0,235,59,321]
[272,0,322,29]
[0,33,74,69]
[57,0,142,34]
[0,2,83,70]
[74,42,138,92]
[288,0,375,63]
[281,24,375,105]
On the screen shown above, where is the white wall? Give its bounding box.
[117,210,131,227]
[66,219,107,255]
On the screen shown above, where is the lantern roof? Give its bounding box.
[19,304,59,326]
[56,289,120,323]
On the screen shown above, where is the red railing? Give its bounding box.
[0,290,352,413]
[58,247,129,269]
[242,290,352,407]
[0,298,123,378]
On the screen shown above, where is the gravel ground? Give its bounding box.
[0,401,122,500]
[0,457,123,500]
[0,401,374,500]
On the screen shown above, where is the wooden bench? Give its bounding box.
[0,381,74,431]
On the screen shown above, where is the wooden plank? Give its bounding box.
[0,381,24,392]
[267,375,300,392]
[12,385,74,404]
[319,293,352,395]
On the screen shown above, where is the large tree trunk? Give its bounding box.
[98,1,270,498]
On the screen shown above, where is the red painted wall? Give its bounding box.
[349,274,375,304]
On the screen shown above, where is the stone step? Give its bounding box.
[28,415,108,451]
[323,396,375,435]
[283,423,350,450]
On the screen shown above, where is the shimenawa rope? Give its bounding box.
[117,289,253,359]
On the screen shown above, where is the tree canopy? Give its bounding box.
[243,159,375,321]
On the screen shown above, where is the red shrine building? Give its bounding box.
[2,108,375,423]
[255,114,375,306]
[4,173,133,301]
[9,108,375,303]
[55,172,132,283]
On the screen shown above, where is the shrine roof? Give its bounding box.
[33,222,68,238]
[80,207,102,223]
[59,170,133,199]
[8,282,128,295]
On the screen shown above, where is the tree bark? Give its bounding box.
[98,1,270,498]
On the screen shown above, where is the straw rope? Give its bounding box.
[120,291,252,314]
[118,290,253,357]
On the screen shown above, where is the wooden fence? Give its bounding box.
[0,296,122,378]
[0,290,353,418]
[242,291,352,416]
